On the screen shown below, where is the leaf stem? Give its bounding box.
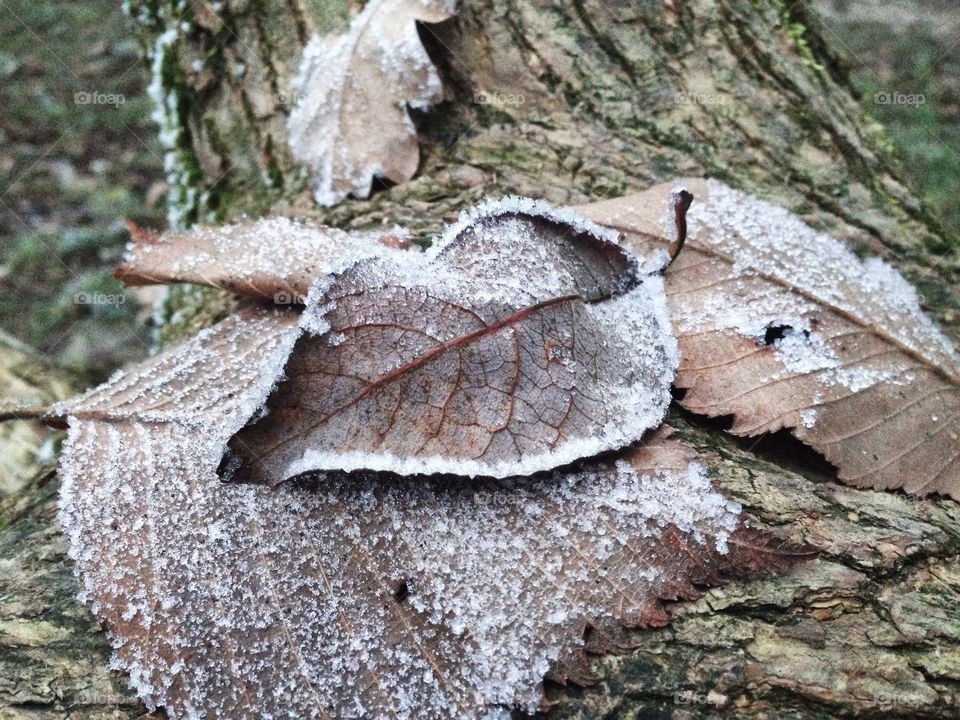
[0,405,62,425]
[666,188,694,267]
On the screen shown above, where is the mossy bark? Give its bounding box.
[2,0,958,718]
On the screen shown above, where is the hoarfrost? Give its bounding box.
[117,217,412,302]
[145,1,199,229]
[53,306,302,427]
[678,179,960,389]
[579,177,960,498]
[53,188,814,717]
[575,178,960,497]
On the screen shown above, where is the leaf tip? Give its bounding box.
[124,218,161,245]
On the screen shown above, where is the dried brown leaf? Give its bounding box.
[221,198,679,485]
[115,218,412,303]
[579,179,960,498]
[287,0,456,206]
[57,306,806,718]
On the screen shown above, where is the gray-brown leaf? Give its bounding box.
[222,198,679,485]
[115,218,412,303]
[57,305,805,718]
[286,0,457,205]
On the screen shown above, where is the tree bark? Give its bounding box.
[2,0,959,718]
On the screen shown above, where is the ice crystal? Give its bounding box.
[227,197,680,484]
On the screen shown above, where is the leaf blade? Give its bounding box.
[115,218,412,303]
[286,0,456,206]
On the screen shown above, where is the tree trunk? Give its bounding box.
[2,0,959,717]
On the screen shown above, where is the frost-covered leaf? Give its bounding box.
[221,197,679,485]
[580,179,960,499]
[57,305,805,717]
[116,218,412,302]
[287,0,456,206]
[53,304,301,423]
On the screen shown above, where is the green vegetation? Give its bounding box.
[0,0,164,383]
[815,0,960,239]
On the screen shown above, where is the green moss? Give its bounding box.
[162,48,204,226]
[768,0,825,72]
[154,284,239,347]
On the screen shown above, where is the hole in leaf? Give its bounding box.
[391,577,411,603]
[761,324,812,345]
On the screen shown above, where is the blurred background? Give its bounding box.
[0,0,957,385]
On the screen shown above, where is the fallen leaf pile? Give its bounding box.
[33,179,958,718]
[40,192,819,719]
[7,0,952,713]
[57,312,786,715]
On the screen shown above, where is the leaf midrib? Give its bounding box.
[251,292,583,474]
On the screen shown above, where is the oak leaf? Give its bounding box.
[221,197,679,485]
[287,0,456,206]
[56,304,805,719]
[580,179,960,499]
[116,218,412,303]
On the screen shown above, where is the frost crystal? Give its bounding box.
[147,22,196,229]
[578,178,960,497]
[678,179,960,391]
[117,217,411,302]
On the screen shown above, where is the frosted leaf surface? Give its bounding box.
[579,179,960,499]
[286,0,456,206]
[222,197,679,485]
[115,218,412,302]
[53,305,301,425]
[56,305,805,718]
